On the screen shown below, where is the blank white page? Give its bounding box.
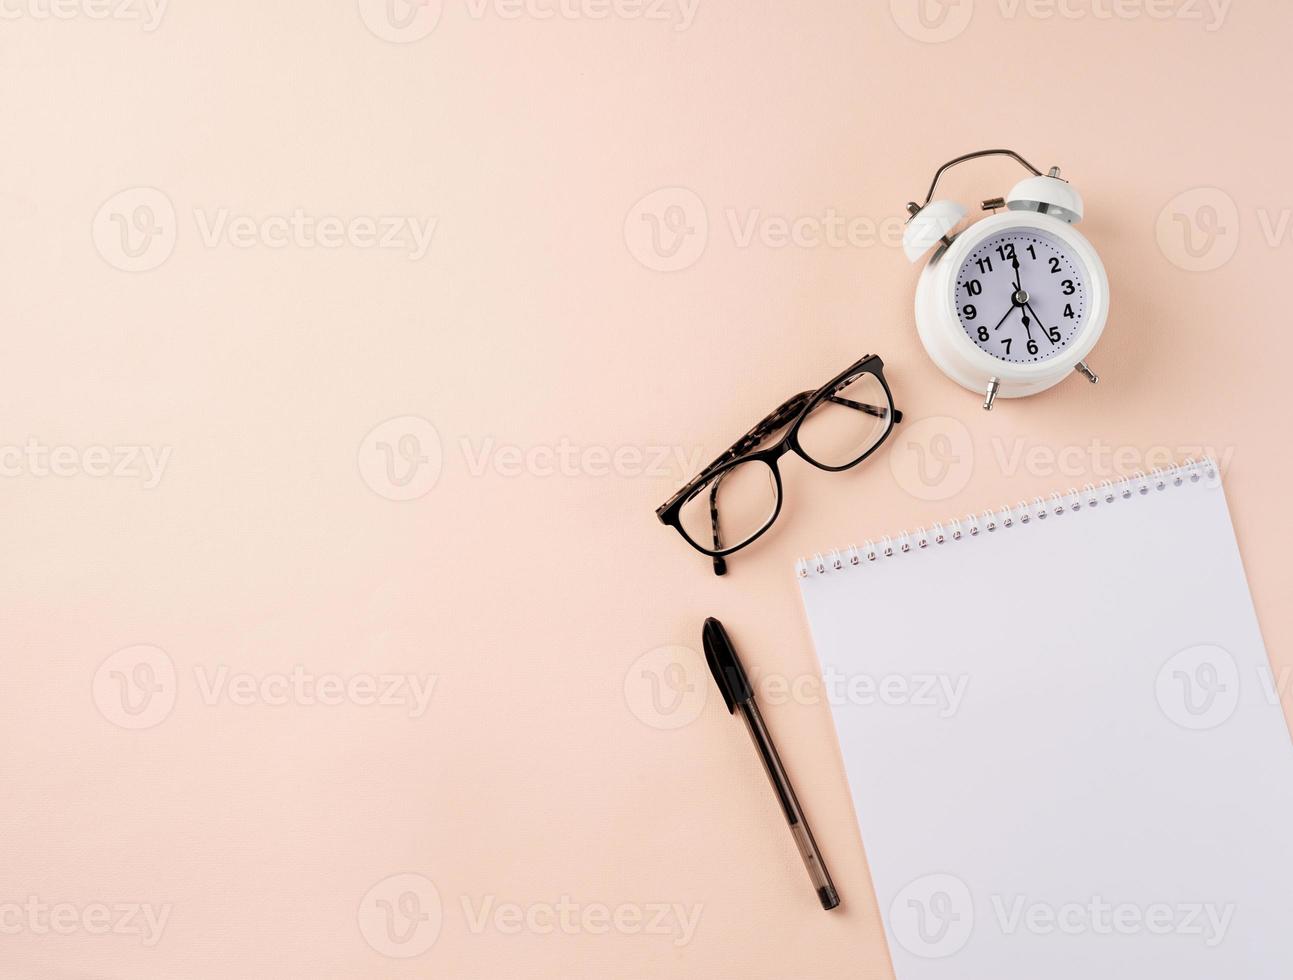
[797,461,1293,979]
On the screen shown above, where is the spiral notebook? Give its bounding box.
[796,459,1293,979]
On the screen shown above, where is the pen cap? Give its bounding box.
[702,617,753,714]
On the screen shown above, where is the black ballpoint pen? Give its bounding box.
[702,617,841,911]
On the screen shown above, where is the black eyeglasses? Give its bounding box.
[656,355,903,575]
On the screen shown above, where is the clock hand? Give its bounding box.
[1020,310,1033,343]
[993,274,1033,332]
[1012,256,1023,294]
[1024,302,1056,346]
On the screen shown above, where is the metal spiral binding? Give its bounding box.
[796,458,1217,578]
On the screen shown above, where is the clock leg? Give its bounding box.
[983,377,1001,411]
[1075,361,1100,384]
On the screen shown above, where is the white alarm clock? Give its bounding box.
[903,149,1108,410]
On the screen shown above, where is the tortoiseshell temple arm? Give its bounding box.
[657,390,815,517]
[708,473,727,576]
[829,395,902,423]
[700,397,894,576]
[664,391,896,514]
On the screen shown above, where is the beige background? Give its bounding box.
[2,0,1290,976]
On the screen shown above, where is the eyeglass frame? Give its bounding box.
[656,354,903,575]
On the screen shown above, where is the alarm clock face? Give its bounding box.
[954,228,1087,364]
